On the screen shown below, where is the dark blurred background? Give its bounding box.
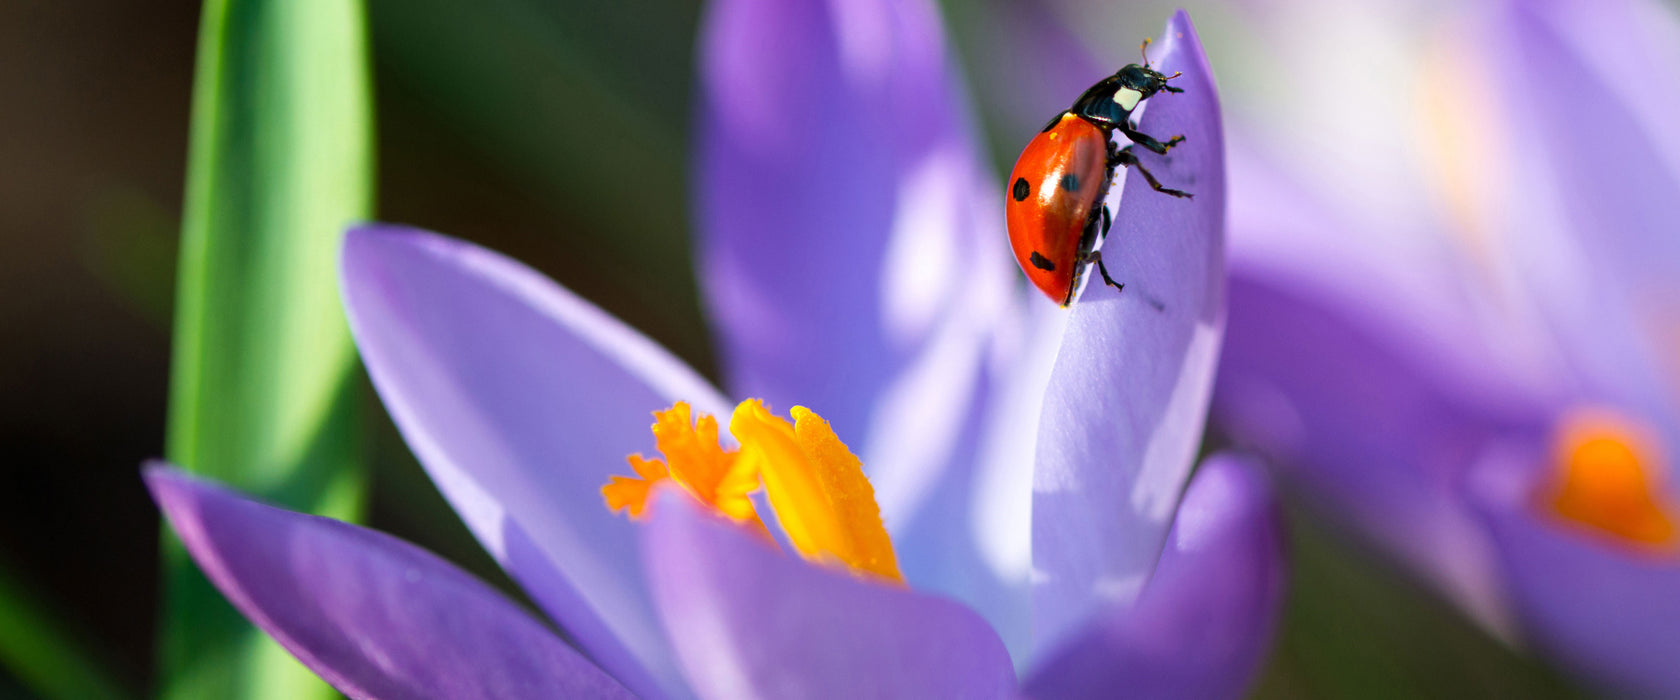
[0,0,1605,697]
[1,3,194,693]
[1,1,714,694]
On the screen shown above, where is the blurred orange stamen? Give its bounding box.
[1544,408,1678,552]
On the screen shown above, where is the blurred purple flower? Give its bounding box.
[1213,0,1680,695]
[151,5,1287,698]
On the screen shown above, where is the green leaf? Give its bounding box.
[160,0,373,697]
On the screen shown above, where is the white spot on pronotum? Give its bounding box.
[1113,87,1144,111]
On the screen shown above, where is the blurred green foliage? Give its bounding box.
[1250,502,1588,699]
[159,0,372,698]
[366,0,713,371]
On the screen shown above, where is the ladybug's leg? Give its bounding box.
[1100,205,1113,238]
[1085,250,1170,309]
[1111,146,1193,199]
[1083,250,1125,293]
[1117,122,1185,155]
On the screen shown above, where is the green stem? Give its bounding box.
[160,0,373,697]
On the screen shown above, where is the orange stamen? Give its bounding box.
[1544,408,1679,553]
[600,402,765,532]
[732,401,903,583]
[601,454,667,518]
[602,399,903,583]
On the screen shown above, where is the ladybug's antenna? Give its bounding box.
[1160,68,1185,93]
[1142,37,1182,83]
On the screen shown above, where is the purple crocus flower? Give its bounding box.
[1213,0,1680,695]
[151,5,1287,698]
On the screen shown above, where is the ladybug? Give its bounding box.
[1006,39,1192,306]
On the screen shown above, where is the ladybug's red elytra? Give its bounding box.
[1006,39,1192,306]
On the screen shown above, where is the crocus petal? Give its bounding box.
[694,0,1028,648]
[1543,0,1680,182]
[1023,455,1286,700]
[641,487,1016,700]
[695,0,1011,529]
[1506,0,1680,296]
[1495,3,1680,421]
[1467,447,1680,698]
[1224,145,1521,389]
[1214,264,1557,633]
[342,224,729,699]
[145,465,633,700]
[1031,10,1227,651]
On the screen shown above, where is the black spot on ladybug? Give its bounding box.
[1030,251,1056,271]
[1059,173,1079,192]
[1012,178,1031,201]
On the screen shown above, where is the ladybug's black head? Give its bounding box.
[1118,38,1183,95]
[1115,63,1182,97]
[1068,38,1183,129]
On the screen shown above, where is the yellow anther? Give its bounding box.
[1544,408,1678,553]
[601,454,668,519]
[600,402,764,531]
[603,400,902,583]
[732,401,903,583]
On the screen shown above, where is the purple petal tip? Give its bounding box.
[147,463,635,700]
[1025,454,1286,699]
[1031,7,1228,653]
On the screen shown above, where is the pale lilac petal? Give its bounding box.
[341,224,729,699]
[641,488,1016,700]
[1024,455,1286,699]
[1495,3,1680,422]
[695,0,1022,642]
[1215,266,1553,633]
[1224,145,1523,390]
[1506,0,1680,295]
[902,298,1072,662]
[1031,11,1227,650]
[696,0,999,434]
[145,465,633,700]
[1466,448,1680,698]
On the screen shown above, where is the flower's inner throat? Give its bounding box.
[1544,408,1678,553]
[603,400,903,583]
